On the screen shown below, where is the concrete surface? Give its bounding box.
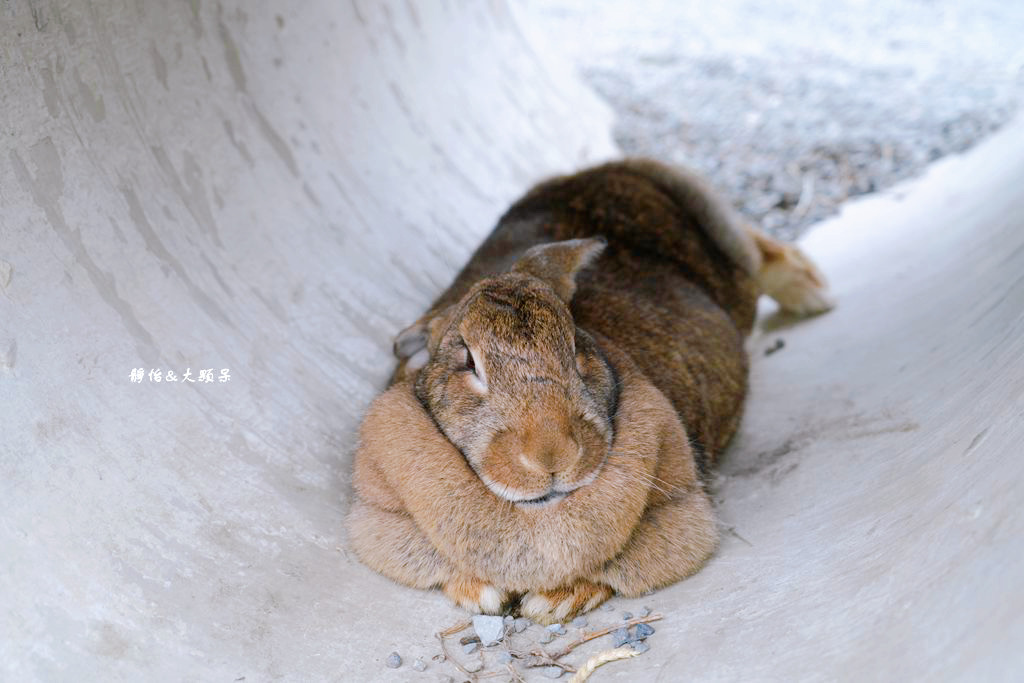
[1,1,1021,682]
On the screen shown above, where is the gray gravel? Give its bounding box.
[472,615,505,646]
[385,652,402,669]
[524,0,1024,239]
[636,623,655,638]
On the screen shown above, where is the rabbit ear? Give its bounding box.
[394,322,428,368]
[393,304,456,371]
[511,238,607,303]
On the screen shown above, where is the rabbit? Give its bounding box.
[347,159,832,624]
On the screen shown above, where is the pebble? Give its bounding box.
[539,630,555,644]
[513,617,531,633]
[464,659,484,673]
[640,606,652,618]
[612,626,631,648]
[462,642,479,655]
[411,658,427,672]
[622,611,633,621]
[541,665,565,679]
[632,641,651,654]
[603,603,615,611]
[385,652,402,669]
[472,614,505,646]
[636,623,656,638]
[504,615,515,626]
[546,623,567,635]
[497,651,514,665]
[571,615,588,628]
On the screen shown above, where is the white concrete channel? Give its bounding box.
[2,2,1021,681]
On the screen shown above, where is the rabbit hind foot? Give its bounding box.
[750,228,835,316]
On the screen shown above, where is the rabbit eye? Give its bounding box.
[460,342,478,376]
[459,342,488,393]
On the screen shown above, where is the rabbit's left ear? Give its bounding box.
[511,237,607,303]
[393,304,456,371]
[393,322,429,371]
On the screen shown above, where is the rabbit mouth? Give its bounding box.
[515,490,569,508]
[478,473,575,507]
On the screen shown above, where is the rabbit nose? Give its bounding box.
[523,432,580,475]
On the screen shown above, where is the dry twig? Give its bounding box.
[436,627,477,681]
[793,174,815,219]
[568,647,641,683]
[440,619,472,637]
[524,650,577,673]
[548,612,664,660]
[506,663,527,682]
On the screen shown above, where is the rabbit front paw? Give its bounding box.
[519,580,614,625]
[443,576,510,614]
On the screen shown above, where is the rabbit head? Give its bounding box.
[396,239,618,507]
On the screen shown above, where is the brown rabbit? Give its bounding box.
[348,159,832,624]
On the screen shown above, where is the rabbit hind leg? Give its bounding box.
[350,501,512,613]
[597,487,718,597]
[348,500,452,589]
[748,227,835,315]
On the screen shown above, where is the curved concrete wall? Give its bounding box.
[1,2,613,679]
[2,1,1021,681]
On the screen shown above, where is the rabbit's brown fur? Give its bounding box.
[349,159,831,623]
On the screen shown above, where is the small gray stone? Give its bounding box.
[603,603,615,611]
[622,611,633,621]
[464,659,484,673]
[503,615,515,626]
[612,626,631,647]
[472,614,506,646]
[411,658,427,672]
[639,606,652,618]
[385,652,402,669]
[631,641,651,654]
[539,630,555,644]
[514,617,531,633]
[636,623,655,638]
[462,642,479,655]
[546,623,567,635]
[571,615,588,628]
[541,665,564,679]
[496,651,514,665]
